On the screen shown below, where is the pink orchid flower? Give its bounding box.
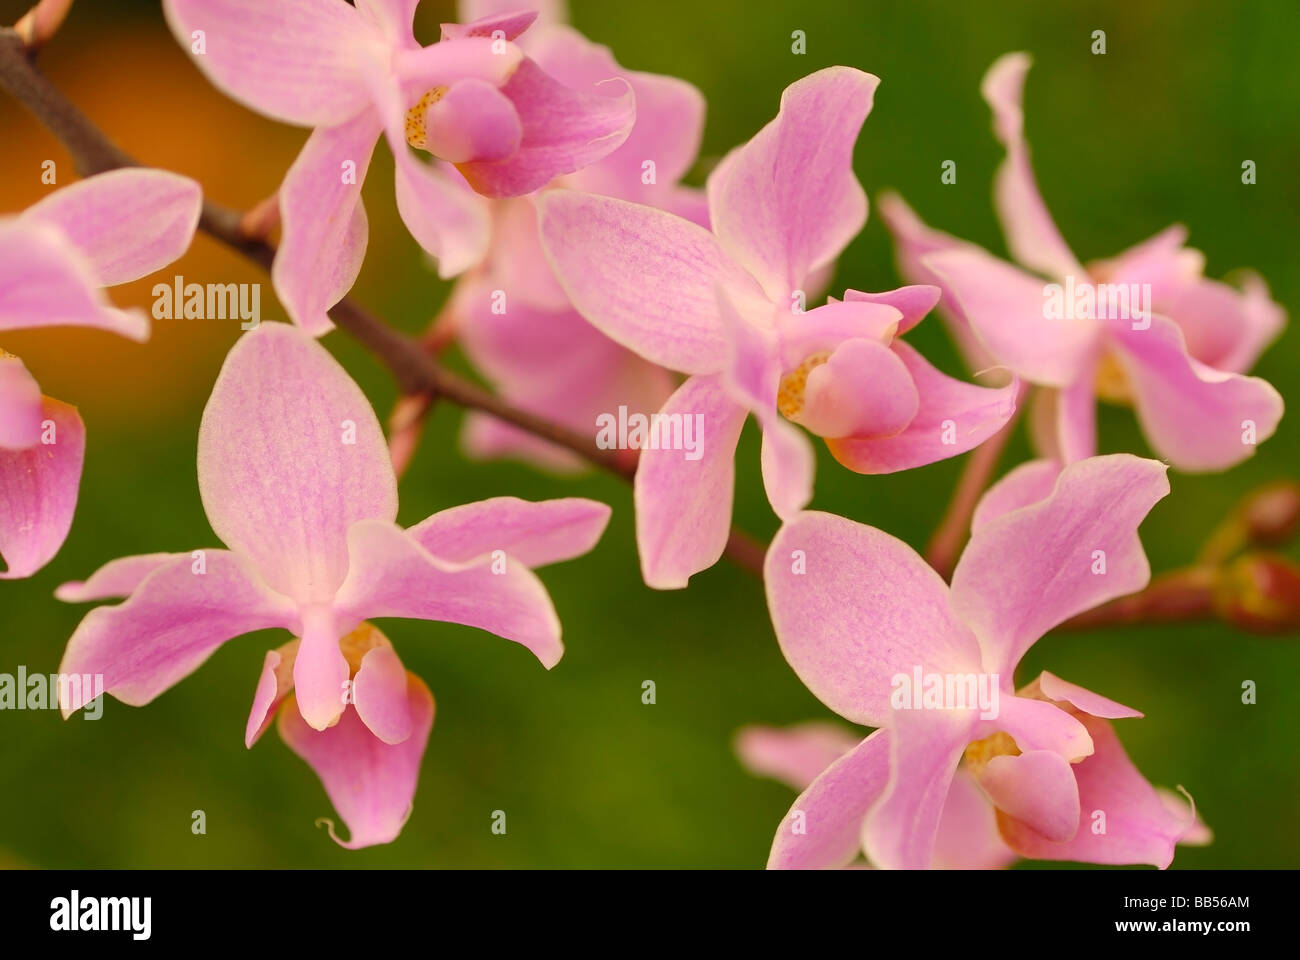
[737,722,1016,869]
[764,454,1202,869]
[882,53,1284,472]
[538,67,1018,588]
[56,322,610,847]
[741,720,1208,869]
[163,0,634,336]
[1,168,201,579]
[454,15,706,471]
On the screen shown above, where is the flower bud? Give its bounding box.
[1240,481,1300,548]
[1213,553,1300,635]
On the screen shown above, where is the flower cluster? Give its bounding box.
[4,1,1286,864]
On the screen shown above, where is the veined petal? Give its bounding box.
[951,455,1169,676]
[861,709,974,870]
[982,52,1082,279]
[537,190,765,373]
[1099,224,1204,306]
[826,341,1019,475]
[57,551,296,715]
[767,730,890,870]
[1056,364,1098,464]
[197,323,398,605]
[356,0,420,46]
[933,770,1017,869]
[759,416,815,521]
[0,398,84,579]
[333,519,564,669]
[842,285,940,336]
[408,496,610,568]
[273,109,381,335]
[0,220,148,342]
[162,0,379,127]
[55,552,186,603]
[735,721,860,792]
[20,169,202,287]
[876,192,999,375]
[532,25,705,204]
[969,458,1060,533]
[634,375,748,589]
[707,67,877,301]
[245,638,298,747]
[1110,314,1283,472]
[455,57,635,197]
[1030,671,1144,720]
[766,511,982,727]
[277,672,435,849]
[925,246,1100,387]
[997,711,1188,868]
[0,353,43,450]
[454,278,674,469]
[394,156,492,279]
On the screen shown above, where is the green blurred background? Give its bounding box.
[1,0,1296,868]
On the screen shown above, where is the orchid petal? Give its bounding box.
[707,67,877,301]
[634,375,748,589]
[277,672,434,849]
[55,552,185,603]
[735,722,860,792]
[0,354,43,450]
[766,511,981,727]
[1111,314,1283,472]
[409,496,610,568]
[826,341,1019,475]
[162,0,378,127]
[21,169,202,287]
[57,551,296,715]
[0,397,84,579]
[537,190,765,373]
[0,221,148,341]
[333,519,563,669]
[925,246,1100,387]
[982,52,1082,279]
[767,730,890,870]
[197,323,398,604]
[456,58,635,197]
[273,109,380,335]
[952,455,1169,676]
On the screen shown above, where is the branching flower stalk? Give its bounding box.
[0,25,766,577]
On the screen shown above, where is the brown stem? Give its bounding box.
[1055,567,1217,631]
[0,28,766,578]
[925,385,1028,580]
